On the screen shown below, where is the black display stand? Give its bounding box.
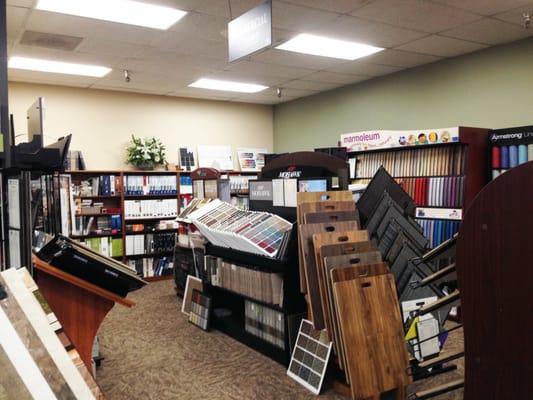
[204,151,348,365]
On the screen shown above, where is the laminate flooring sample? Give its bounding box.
[332,266,410,399]
[323,252,383,371]
[297,193,354,291]
[311,230,368,334]
[304,210,360,225]
[298,221,359,328]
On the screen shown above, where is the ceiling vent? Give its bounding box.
[19,31,83,51]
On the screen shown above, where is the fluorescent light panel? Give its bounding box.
[189,78,268,93]
[9,56,111,77]
[36,0,187,30]
[276,33,384,60]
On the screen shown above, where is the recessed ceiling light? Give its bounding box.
[276,33,384,60]
[188,78,268,93]
[9,56,111,77]
[36,0,187,30]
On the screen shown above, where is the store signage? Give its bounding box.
[228,0,272,62]
[415,207,462,221]
[249,181,273,201]
[340,127,460,152]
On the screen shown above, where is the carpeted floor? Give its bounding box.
[96,280,463,399]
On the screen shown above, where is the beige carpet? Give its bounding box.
[96,280,463,399]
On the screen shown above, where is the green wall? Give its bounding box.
[273,37,533,152]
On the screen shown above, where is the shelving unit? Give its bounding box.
[348,127,488,248]
[68,170,182,281]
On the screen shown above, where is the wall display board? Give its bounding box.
[489,125,533,180]
[237,147,267,172]
[197,145,233,171]
[179,146,197,172]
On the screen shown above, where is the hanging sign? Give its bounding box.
[228,0,272,62]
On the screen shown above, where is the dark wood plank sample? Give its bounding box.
[298,221,359,328]
[304,210,360,225]
[297,193,354,291]
[311,230,368,334]
[332,269,410,399]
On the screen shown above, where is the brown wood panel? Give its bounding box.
[304,210,360,225]
[298,221,359,327]
[323,253,383,375]
[332,271,410,399]
[312,230,368,334]
[297,193,354,292]
[456,161,533,400]
[320,240,376,258]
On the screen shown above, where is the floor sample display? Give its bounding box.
[287,319,332,395]
[332,264,410,399]
[182,275,203,315]
[298,220,359,328]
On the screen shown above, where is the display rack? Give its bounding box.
[488,125,533,180]
[68,170,181,281]
[348,127,488,248]
[202,151,348,366]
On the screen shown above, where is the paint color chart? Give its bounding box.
[287,319,332,395]
[188,199,293,258]
[188,289,211,331]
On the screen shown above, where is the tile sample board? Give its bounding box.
[182,275,203,316]
[298,221,359,328]
[332,265,410,399]
[297,192,354,291]
[287,319,332,395]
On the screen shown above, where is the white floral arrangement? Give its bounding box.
[126,135,166,169]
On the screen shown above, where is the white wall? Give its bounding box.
[8,82,273,170]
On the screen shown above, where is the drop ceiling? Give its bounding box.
[6,0,533,104]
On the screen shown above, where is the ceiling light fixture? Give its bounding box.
[8,56,112,77]
[188,78,268,93]
[276,33,384,60]
[36,0,187,30]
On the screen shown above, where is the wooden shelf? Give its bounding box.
[75,212,122,217]
[125,229,179,235]
[124,216,177,221]
[125,251,174,259]
[71,232,122,239]
[75,195,121,199]
[124,194,178,199]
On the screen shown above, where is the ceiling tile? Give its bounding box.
[441,17,533,45]
[363,49,442,68]
[279,79,343,91]
[429,0,533,16]
[325,61,404,77]
[251,48,344,70]
[282,0,373,14]
[8,68,98,87]
[77,38,147,59]
[170,86,238,100]
[224,60,315,79]
[271,1,340,31]
[151,34,228,58]
[301,71,369,84]
[261,87,317,98]
[311,15,428,48]
[185,0,263,19]
[352,0,482,33]
[26,10,167,46]
[166,11,229,42]
[90,79,170,95]
[134,48,229,71]
[396,35,487,57]
[494,4,533,26]
[7,5,28,39]
[231,93,296,104]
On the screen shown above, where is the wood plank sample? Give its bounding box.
[324,253,384,372]
[299,221,359,328]
[304,210,360,225]
[332,268,410,399]
[297,193,354,292]
[311,230,368,335]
